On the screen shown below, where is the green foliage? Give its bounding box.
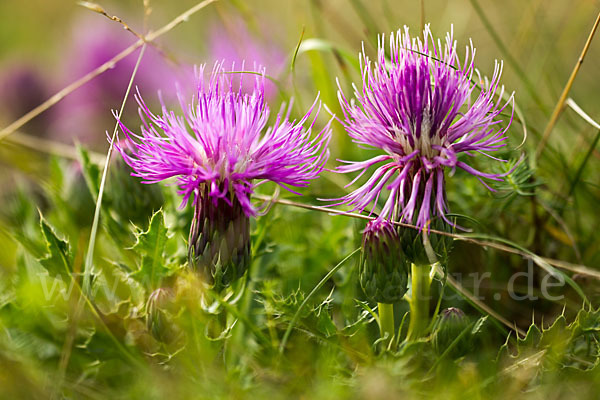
[130,210,176,289]
[399,218,454,266]
[498,308,600,371]
[491,156,540,198]
[38,216,72,279]
[107,154,164,226]
[360,222,409,303]
[77,145,101,202]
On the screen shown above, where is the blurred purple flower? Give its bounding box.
[52,15,184,144]
[116,62,331,216]
[207,18,286,98]
[0,63,53,135]
[332,25,514,230]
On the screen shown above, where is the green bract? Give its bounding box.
[188,184,251,291]
[359,219,409,303]
[399,218,454,266]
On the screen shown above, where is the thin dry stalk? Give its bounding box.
[536,11,600,158]
[78,1,146,41]
[6,132,104,163]
[0,0,218,142]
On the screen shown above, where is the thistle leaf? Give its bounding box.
[130,210,172,289]
[38,215,72,279]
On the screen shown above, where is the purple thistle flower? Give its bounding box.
[116,62,331,288]
[333,25,514,230]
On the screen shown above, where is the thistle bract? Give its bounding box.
[333,25,514,231]
[399,218,453,266]
[189,183,250,289]
[360,219,409,303]
[116,62,331,290]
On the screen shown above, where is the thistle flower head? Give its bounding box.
[116,62,331,216]
[116,62,331,288]
[334,25,514,230]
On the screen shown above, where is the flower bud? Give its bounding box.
[188,184,251,291]
[146,288,177,343]
[431,307,471,357]
[359,219,409,303]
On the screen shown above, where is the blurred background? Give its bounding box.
[2,0,599,148]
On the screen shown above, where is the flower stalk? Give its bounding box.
[378,302,395,348]
[407,262,432,340]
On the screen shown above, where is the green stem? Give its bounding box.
[378,302,395,347]
[407,263,431,340]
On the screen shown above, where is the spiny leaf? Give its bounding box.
[572,308,600,334]
[499,309,600,371]
[130,210,172,289]
[38,215,72,279]
[520,324,543,349]
[312,290,337,337]
[93,267,145,317]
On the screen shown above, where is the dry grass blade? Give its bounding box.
[535,11,600,158]
[0,42,142,141]
[501,349,547,374]
[452,237,600,280]
[566,97,600,131]
[78,1,145,41]
[6,132,104,164]
[0,0,218,142]
[81,42,147,295]
[80,1,179,65]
